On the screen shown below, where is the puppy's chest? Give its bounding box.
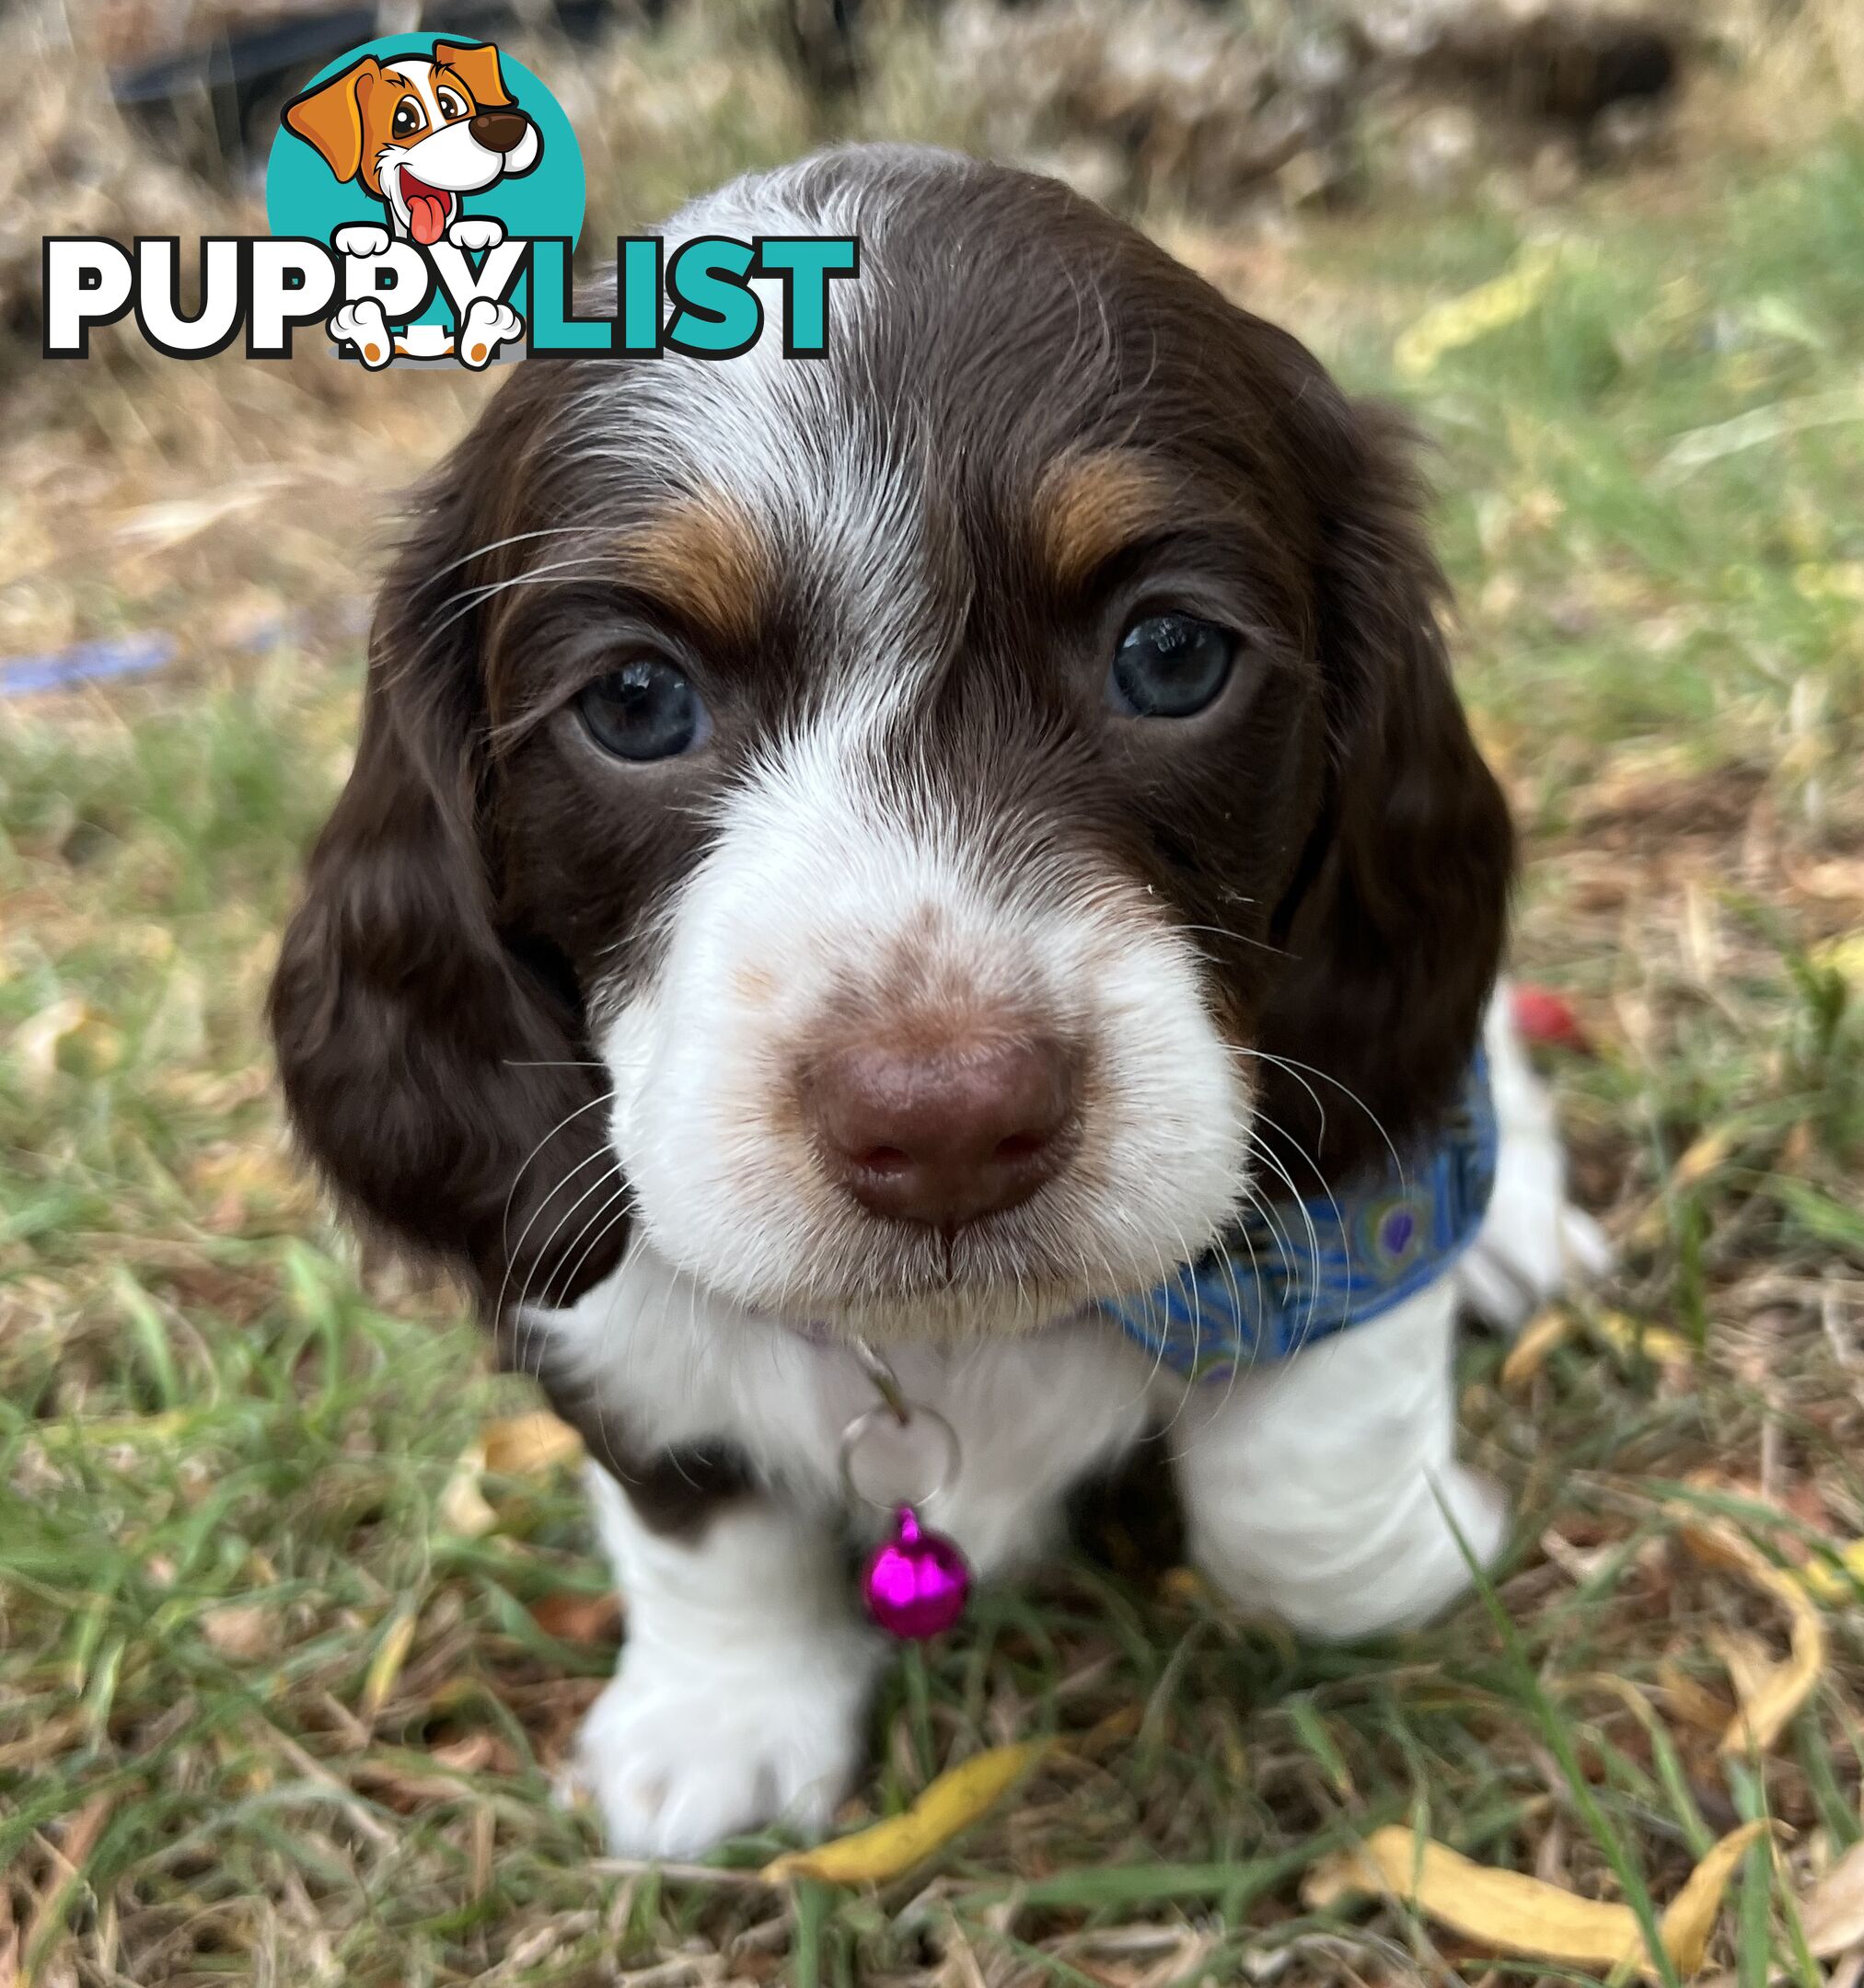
[534,1244,1167,1568]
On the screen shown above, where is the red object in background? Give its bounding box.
[1511,982,1591,1053]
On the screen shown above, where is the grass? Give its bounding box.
[4,12,1864,1985]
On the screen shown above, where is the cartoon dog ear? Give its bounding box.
[433,40,514,109]
[282,55,380,184]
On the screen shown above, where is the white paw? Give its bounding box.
[327,298,393,368]
[1456,984,1614,1333]
[568,1635,876,1857]
[456,297,522,370]
[332,223,392,259]
[446,215,506,253]
[1457,1191,1614,1333]
[1200,1462,1509,1640]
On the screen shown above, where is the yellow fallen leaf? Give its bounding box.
[1813,932,1864,996]
[1673,1127,1737,1189]
[1500,1307,1574,1388]
[1628,1127,1742,1247]
[1394,241,1566,381]
[11,994,88,1094]
[1799,1537,1864,1605]
[1302,1820,1766,1976]
[361,1601,420,1720]
[1708,1629,1776,1713]
[1679,1515,1827,1754]
[1661,1822,1774,1972]
[482,1411,584,1477]
[1656,1658,1736,1734]
[1593,1312,1695,1366]
[762,1740,1051,1884]
[439,1442,496,1538]
[1798,1837,1864,1957]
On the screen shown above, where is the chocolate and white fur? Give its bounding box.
[271,144,1608,1857]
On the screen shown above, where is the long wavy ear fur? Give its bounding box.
[1256,376,1515,1183]
[268,425,619,1317]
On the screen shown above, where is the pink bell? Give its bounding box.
[861,1505,971,1639]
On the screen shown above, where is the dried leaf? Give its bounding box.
[200,1602,277,1660]
[1594,1312,1695,1366]
[1799,1838,1864,1957]
[11,994,87,1094]
[1673,1128,1737,1189]
[1656,1659,1736,1734]
[1798,1537,1864,1605]
[762,1740,1051,1884]
[439,1443,496,1539]
[1680,1516,1827,1753]
[1812,934,1864,994]
[1302,1820,1766,1976]
[1662,1824,1774,1972]
[361,1602,420,1721]
[530,1592,623,1645]
[482,1411,584,1477]
[1501,1307,1574,1387]
[1394,241,1565,380]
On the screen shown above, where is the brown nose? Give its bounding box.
[806,1034,1076,1228]
[469,110,530,153]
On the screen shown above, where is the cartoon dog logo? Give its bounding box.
[282,40,540,365]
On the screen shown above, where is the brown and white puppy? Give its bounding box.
[270,144,1604,1856]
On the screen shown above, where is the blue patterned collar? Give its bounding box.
[1098,1052,1498,1385]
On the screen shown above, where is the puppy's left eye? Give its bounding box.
[1108,613,1235,718]
[577,659,711,762]
[436,87,468,120]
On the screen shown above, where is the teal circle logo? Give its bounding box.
[263,33,584,364]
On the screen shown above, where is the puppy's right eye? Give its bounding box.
[576,659,710,762]
[390,99,423,139]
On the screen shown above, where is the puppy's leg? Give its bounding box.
[572,1462,881,1857]
[1171,1283,1506,1639]
[1455,983,1614,1331]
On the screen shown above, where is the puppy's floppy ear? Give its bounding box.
[268,410,619,1317]
[282,56,379,184]
[433,40,514,110]
[1255,366,1514,1183]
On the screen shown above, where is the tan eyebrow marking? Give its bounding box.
[1034,450,1174,592]
[620,492,771,648]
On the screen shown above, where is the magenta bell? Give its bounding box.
[861,1505,971,1638]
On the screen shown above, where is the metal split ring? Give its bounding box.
[837,1400,963,1513]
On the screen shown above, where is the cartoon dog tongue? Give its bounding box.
[401,174,450,247]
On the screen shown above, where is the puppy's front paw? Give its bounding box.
[1457,1191,1613,1333]
[570,1635,876,1857]
[1198,1462,1510,1640]
[446,216,506,252]
[1458,985,1615,1332]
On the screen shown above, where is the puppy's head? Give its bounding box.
[270,145,1511,1338]
[283,42,538,242]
